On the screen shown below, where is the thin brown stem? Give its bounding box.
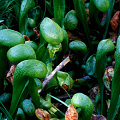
[38,56,71,93]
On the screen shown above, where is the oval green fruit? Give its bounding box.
[7,44,36,63]
[93,0,110,12]
[64,10,78,30]
[25,41,38,51]
[71,93,93,120]
[28,18,36,28]
[21,99,35,116]
[40,17,64,45]
[69,40,87,54]
[0,29,25,47]
[0,92,11,104]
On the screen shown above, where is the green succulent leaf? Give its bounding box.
[57,71,74,91]
[107,36,120,120]
[9,60,47,117]
[21,99,35,116]
[19,0,35,35]
[96,39,114,115]
[89,0,110,28]
[92,0,110,12]
[95,93,101,115]
[64,10,78,30]
[85,54,96,77]
[103,0,115,39]
[73,0,93,52]
[7,44,36,63]
[25,41,38,52]
[28,77,41,108]
[53,0,65,28]
[71,93,93,120]
[40,17,64,45]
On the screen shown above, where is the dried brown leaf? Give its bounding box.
[67,31,81,41]
[107,67,114,81]
[35,108,51,120]
[83,0,87,3]
[109,32,118,43]
[33,28,40,39]
[23,35,30,41]
[91,114,106,120]
[110,11,120,31]
[65,104,78,120]
[6,65,16,84]
[88,86,99,99]
[62,84,68,90]
[104,66,114,82]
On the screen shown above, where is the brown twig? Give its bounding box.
[38,56,71,93]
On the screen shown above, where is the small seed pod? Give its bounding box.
[0,92,11,104]
[69,40,87,54]
[64,10,78,30]
[21,99,35,116]
[28,18,36,28]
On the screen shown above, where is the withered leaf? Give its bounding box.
[109,32,118,43]
[6,65,16,84]
[110,11,120,31]
[62,84,69,90]
[65,104,78,120]
[67,31,82,41]
[33,28,40,39]
[35,108,51,120]
[91,114,107,120]
[23,35,30,41]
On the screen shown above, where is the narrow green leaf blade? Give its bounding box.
[107,36,120,120]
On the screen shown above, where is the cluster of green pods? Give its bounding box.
[0,16,93,119]
[1,0,119,120]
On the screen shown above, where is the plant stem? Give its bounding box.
[48,94,68,107]
[38,56,71,93]
[103,0,115,39]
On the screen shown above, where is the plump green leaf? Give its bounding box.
[57,71,74,91]
[85,54,96,77]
